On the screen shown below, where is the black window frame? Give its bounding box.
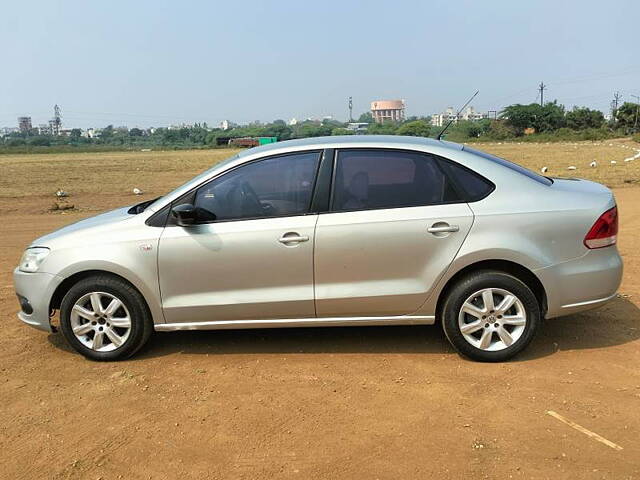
[327,148,494,214]
[164,149,325,226]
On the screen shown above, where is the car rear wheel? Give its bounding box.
[59,275,153,361]
[441,270,540,362]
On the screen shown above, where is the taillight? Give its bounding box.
[584,206,618,249]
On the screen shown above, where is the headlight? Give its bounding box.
[19,247,50,273]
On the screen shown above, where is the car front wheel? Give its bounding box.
[441,270,540,362]
[59,274,153,361]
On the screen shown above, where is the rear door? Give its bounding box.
[314,148,475,317]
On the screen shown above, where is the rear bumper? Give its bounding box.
[536,247,623,319]
[12,268,63,332]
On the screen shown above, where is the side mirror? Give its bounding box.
[171,203,197,226]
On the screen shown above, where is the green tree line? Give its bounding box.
[1,100,638,152]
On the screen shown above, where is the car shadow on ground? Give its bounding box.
[47,297,640,362]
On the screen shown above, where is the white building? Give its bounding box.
[346,122,369,134]
[431,106,487,127]
[288,118,298,126]
[0,127,19,136]
[219,120,237,130]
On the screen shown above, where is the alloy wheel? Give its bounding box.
[69,291,132,352]
[457,287,527,351]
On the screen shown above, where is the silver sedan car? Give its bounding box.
[13,136,622,361]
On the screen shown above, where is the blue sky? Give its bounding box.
[1,0,638,128]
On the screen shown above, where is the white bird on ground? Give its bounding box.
[133,188,143,195]
[624,157,633,162]
[567,166,577,171]
[55,189,68,198]
[611,160,617,165]
[590,161,597,168]
[541,166,548,173]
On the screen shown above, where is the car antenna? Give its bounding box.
[436,90,480,141]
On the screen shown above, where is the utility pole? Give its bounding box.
[348,96,353,123]
[612,92,621,122]
[538,82,546,106]
[631,94,639,133]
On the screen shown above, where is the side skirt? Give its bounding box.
[154,315,435,331]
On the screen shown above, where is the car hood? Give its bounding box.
[32,207,134,247]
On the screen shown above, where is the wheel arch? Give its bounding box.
[49,269,157,323]
[435,259,548,321]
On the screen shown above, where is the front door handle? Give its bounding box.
[427,223,460,234]
[278,232,310,245]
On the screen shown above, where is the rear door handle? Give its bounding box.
[278,233,310,245]
[427,224,460,234]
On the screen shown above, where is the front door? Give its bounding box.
[158,151,321,324]
[314,148,475,317]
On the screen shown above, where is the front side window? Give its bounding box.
[194,151,320,221]
[331,149,461,212]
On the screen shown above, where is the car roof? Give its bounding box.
[236,135,463,158]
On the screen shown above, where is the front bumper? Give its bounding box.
[535,247,623,319]
[13,268,64,332]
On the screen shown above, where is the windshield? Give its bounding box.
[145,153,240,212]
[463,146,553,186]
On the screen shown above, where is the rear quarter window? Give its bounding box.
[435,158,494,202]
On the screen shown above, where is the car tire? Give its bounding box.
[441,270,540,362]
[59,274,153,361]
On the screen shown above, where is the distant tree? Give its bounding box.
[486,120,517,140]
[28,136,51,146]
[396,120,431,137]
[261,123,293,140]
[7,138,26,146]
[565,107,605,130]
[294,122,332,138]
[272,119,286,126]
[331,127,354,136]
[100,125,114,139]
[357,112,373,123]
[129,127,144,137]
[615,102,640,132]
[367,121,398,135]
[501,101,565,135]
[70,128,82,139]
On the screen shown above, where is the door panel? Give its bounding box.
[314,203,474,317]
[159,215,318,323]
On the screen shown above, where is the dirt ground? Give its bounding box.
[1,146,640,479]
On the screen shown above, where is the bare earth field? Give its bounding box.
[1,141,639,479]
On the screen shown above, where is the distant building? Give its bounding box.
[58,128,75,137]
[431,106,487,127]
[18,116,32,133]
[288,118,298,126]
[219,120,237,130]
[371,100,405,123]
[346,122,369,134]
[0,127,19,136]
[38,124,52,135]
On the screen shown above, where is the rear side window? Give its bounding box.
[331,149,461,212]
[435,158,494,201]
[463,146,553,186]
